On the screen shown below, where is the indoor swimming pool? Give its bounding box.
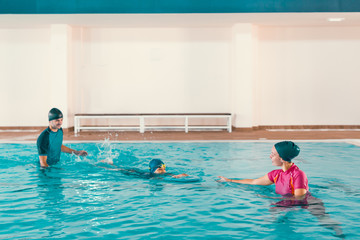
[0,141,359,239]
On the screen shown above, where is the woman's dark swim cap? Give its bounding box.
[149,159,165,173]
[274,141,300,162]
[48,108,63,121]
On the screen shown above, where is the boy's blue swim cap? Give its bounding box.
[48,108,63,121]
[149,159,165,173]
[274,141,300,162]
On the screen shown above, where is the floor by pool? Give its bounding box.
[0,141,359,239]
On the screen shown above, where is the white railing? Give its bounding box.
[74,113,232,135]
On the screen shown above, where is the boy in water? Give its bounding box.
[149,159,188,178]
[101,158,189,179]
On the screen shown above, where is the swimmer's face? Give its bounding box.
[154,164,166,174]
[49,118,63,130]
[270,146,283,166]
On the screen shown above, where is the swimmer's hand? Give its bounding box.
[217,176,231,182]
[74,150,88,157]
[100,159,114,165]
[172,173,189,178]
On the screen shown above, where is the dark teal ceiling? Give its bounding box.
[1,0,359,14]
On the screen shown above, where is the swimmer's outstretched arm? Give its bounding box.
[217,174,273,186]
[61,145,88,156]
[171,173,189,178]
[218,175,307,199]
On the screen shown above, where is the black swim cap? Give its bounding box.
[149,159,165,173]
[274,141,300,162]
[48,108,63,121]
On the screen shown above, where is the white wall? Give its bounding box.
[72,27,231,114]
[1,22,360,128]
[0,27,52,127]
[257,26,360,125]
[231,24,259,128]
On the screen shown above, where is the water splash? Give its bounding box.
[96,138,119,164]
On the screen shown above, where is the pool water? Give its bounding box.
[0,141,359,239]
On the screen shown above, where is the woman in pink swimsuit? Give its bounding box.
[218,141,308,199]
[218,141,344,238]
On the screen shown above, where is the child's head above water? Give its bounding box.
[149,159,166,174]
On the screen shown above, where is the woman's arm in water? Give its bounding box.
[217,174,273,186]
[294,188,307,199]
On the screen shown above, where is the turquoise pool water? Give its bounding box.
[0,141,359,239]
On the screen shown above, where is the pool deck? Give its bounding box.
[1,128,360,143]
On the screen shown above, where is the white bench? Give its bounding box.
[74,113,232,135]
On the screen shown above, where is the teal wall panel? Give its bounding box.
[1,0,360,14]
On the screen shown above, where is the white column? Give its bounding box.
[230,24,258,128]
[49,24,72,128]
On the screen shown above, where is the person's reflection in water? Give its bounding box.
[37,167,66,238]
[270,193,345,239]
[272,214,298,238]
